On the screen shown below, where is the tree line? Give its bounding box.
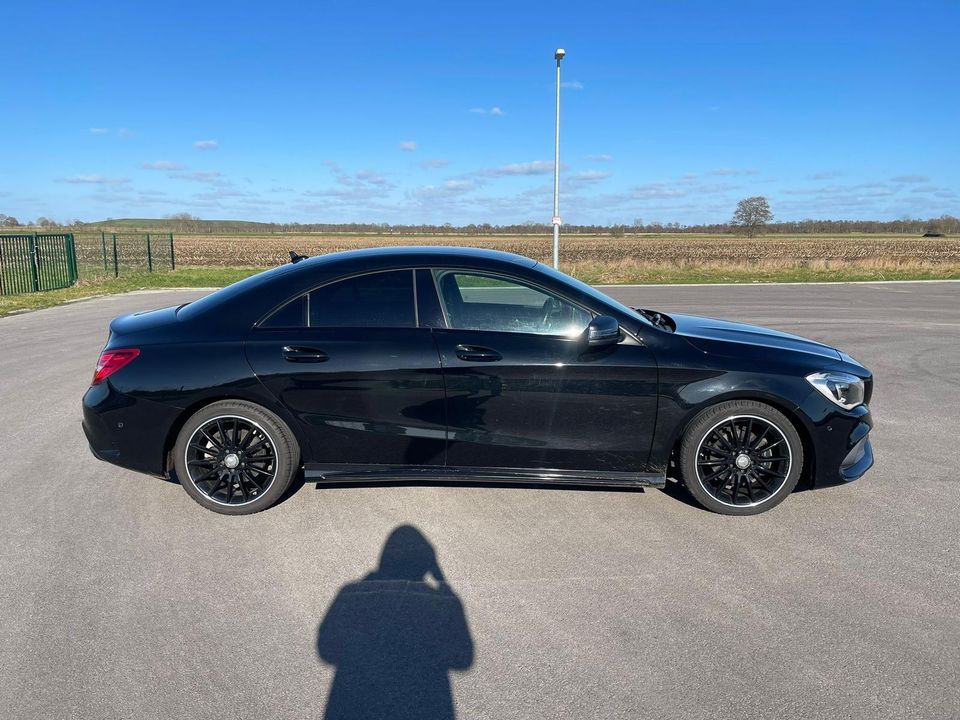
[2,212,957,236]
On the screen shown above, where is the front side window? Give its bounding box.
[435,271,591,336]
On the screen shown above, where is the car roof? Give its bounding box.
[177,246,540,328]
[294,245,538,270]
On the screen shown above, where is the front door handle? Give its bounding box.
[282,345,329,363]
[455,344,502,362]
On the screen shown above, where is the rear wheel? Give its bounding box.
[173,400,299,515]
[679,400,803,515]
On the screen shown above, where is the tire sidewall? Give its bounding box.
[174,400,298,515]
[679,400,803,516]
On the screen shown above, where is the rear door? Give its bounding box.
[428,269,658,473]
[245,269,447,468]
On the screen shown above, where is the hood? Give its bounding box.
[109,305,181,336]
[671,313,842,360]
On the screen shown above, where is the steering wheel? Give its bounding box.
[540,297,560,331]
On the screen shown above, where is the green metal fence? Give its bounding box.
[74,232,176,280]
[0,233,78,296]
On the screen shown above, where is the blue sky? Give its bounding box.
[2,0,958,225]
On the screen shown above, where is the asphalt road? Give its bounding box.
[1,281,958,720]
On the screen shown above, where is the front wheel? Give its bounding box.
[678,400,803,515]
[173,400,299,515]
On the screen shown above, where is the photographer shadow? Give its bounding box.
[316,525,474,720]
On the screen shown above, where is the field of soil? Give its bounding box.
[162,233,960,266]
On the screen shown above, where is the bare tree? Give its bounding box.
[0,214,20,227]
[731,196,773,237]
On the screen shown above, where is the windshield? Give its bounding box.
[533,263,648,324]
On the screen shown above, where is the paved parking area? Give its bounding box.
[1,281,958,719]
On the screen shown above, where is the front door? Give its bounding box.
[245,269,446,468]
[429,270,658,473]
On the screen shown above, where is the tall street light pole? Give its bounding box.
[552,48,565,269]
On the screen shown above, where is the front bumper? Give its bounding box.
[838,421,874,481]
[82,381,181,478]
[797,391,874,487]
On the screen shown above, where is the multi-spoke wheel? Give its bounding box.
[173,400,299,514]
[678,400,803,515]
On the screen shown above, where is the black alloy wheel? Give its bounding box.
[695,415,792,507]
[679,400,803,515]
[173,400,299,514]
[185,415,278,505]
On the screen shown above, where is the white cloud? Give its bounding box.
[567,170,611,186]
[891,175,929,183]
[355,169,389,186]
[419,158,450,169]
[631,183,689,199]
[89,128,109,135]
[62,175,129,185]
[412,179,478,201]
[399,140,417,152]
[141,160,185,171]
[194,139,219,150]
[323,161,394,190]
[477,160,554,177]
[490,106,504,116]
[709,167,757,177]
[561,80,584,90]
[584,154,612,162]
[807,171,843,180]
[171,170,222,183]
[468,106,505,115]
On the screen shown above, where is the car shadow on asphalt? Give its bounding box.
[316,525,474,720]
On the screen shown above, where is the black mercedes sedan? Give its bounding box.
[83,247,874,515]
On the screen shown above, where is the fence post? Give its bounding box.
[112,234,119,278]
[146,233,153,272]
[169,232,176,270]
[66,234,78,284]
[27,234,40,292]
[101,231,107,270]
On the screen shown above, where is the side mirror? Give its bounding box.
[585,315,621,347]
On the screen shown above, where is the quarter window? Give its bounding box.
[435,271,591,336]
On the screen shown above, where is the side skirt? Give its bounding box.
[305,464,666,488]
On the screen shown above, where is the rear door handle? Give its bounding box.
[455,344,502,362]
[282,345,329,363]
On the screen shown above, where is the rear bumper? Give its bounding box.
[82,381,181,477]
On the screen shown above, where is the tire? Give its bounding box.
[173,400,299,515]
[678,400,803,516]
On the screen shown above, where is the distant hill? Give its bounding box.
[85,218,273,232]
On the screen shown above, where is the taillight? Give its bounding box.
[92,348,140,385]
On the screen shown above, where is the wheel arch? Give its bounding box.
[161,395,307,478]
[664,391,817,489]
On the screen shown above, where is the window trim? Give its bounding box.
[430,267,595,337]
[255,268,420,330]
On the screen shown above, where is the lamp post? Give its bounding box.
[552,48,565,269]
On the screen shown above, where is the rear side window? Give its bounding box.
[309,270,415,328]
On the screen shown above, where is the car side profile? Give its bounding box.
[82,247,874,515]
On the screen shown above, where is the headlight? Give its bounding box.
[805,371,865,410]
